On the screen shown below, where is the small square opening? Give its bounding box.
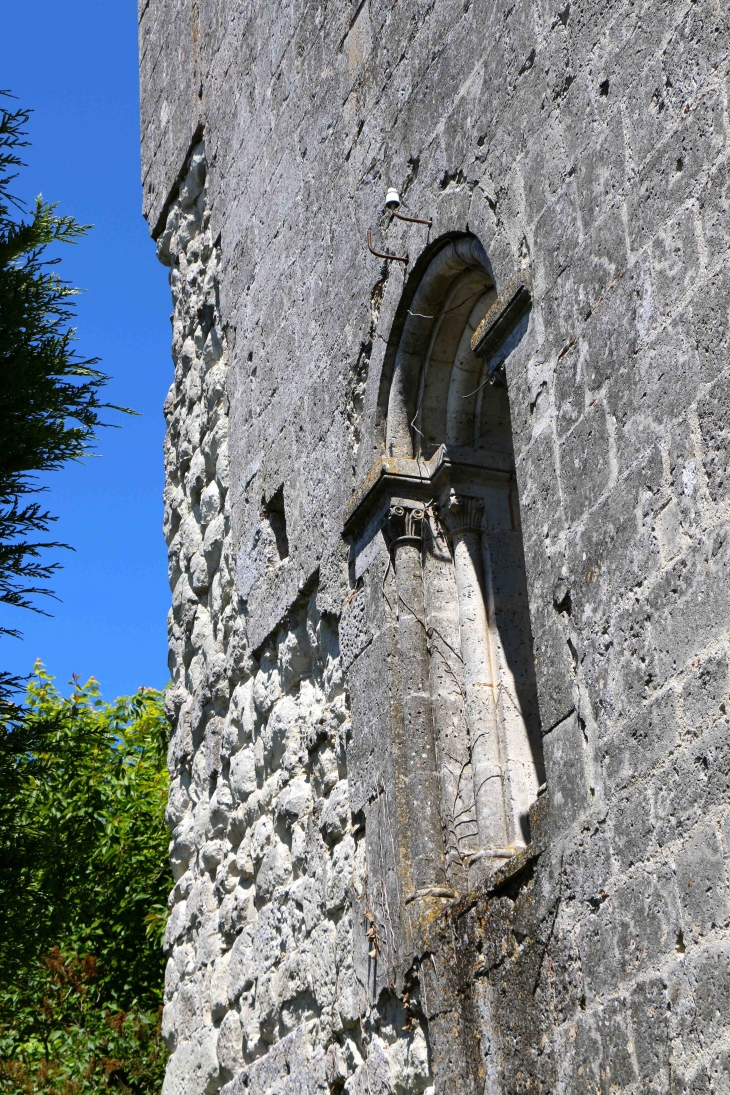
[264,486,289,561]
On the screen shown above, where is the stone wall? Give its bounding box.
[158,147,433,1095]
[142,2,730,1092]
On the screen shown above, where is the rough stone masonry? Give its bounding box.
[140,2,730,1092]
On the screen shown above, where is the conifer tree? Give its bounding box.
[0,93,123,701]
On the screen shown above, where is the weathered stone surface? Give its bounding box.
[141,1,730,1091]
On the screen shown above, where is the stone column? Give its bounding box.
[438,490,510,862]
[385,503,446,895]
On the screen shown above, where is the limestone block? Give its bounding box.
[201,480,222,525]
[676,821,730,941]
[237,523,280,602]
[179,335,196,374]
[192,798,212,847]
[250,814,274,863]
[166,779,191,832]
[344,1037,391,1095]
[265,696,302,766]
[182,410,203,454]
[234,832,255,878]
[172,211,202,256]
[220,1022,328,1095]
[190,604,212,652]
[173,942,196,982]
[229,679,255,736]
[165,956,180,1000]
[255,968,281,1043]
[387,1026,432,1095]
[277,776,313,824]
[252,905,285,979]
[291,875,326,933]
[210,782,233,832]
[241,1004,262,1064]
[162,998,178,1050]
[195,914,224,968]
[165,899,190,951]
[202,422,225,475]
[203,514,225,565]
[312,744,339,797]
[325,1043,349,1087]
[320,779,350,843]
[278,946,313,1005]
[170,1028,220,1095]
[291,823,307,870]
[227,927,255,1003]
[334,908,360,1027]
[217,1009,244,1080]
[310,920,336,1008]
[205,362,227,409]
[543,712,590,830]
[219,881,256,938]
[257,841,293,902]
[334,963,361,1030]
[203,326,223,368]
[186,448,207,499]
[230,745,257,803]
[253,659,282,715]
[187,875,217,924]
[326,834,355,913]
[201,840,226,874]
[185,364,202,406]
[170,817,196,880]
[278,622,313,690]
[175,972,210,1041]
[210,951,232,1021]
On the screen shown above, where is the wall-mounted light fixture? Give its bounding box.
[366,187,433,264]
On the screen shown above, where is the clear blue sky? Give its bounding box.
[3,3,172,698]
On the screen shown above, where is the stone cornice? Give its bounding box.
[344,445,513,537]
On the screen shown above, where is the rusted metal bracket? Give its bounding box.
[366,229,408,264]
[392,209,432,227]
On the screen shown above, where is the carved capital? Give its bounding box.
[437,489,484,539]
[384,502,424,546]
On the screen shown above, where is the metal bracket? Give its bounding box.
[392,208,432,227]
[366,229,408,264]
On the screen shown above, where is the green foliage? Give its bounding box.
[0,93,128,657]
[0,90,163,1093]
[0,666,170,1093]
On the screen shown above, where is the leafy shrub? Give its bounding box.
[0,666,170,1093]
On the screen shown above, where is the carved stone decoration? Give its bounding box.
[436,490,484,539]
[384,502,425,547]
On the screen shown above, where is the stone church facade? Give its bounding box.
[139,2,730,1091]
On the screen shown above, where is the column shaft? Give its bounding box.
[390,520,446,894]
[451,530,510,856]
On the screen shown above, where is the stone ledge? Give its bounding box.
[471,269,532,361]
[343,444,514,538]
